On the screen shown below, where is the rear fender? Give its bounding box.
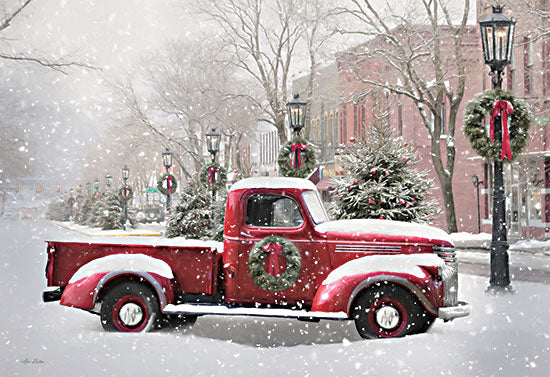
[60,271,173,311]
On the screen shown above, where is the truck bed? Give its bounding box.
[45,237,223,295]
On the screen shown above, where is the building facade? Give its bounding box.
[293,1,550,238]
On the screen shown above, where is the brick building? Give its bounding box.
[294,0,550,238]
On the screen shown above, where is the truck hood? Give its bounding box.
[315,219,452,246]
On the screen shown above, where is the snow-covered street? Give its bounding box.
[1,218,549,377]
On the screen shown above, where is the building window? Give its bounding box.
[524,36,533,95]
[507,46,515,91]
[544,40,550,96]
[353,102,358,137]
[430,105,446,135]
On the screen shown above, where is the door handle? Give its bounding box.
[240,231,254,238]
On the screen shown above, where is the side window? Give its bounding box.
[246,194,303,228]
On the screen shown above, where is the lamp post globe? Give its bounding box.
[162,148,173,171]
[206,128,221,162]
[287,94,307,136]
[479,5,515,291]
[105,173,113,188]
[121,165,130,182]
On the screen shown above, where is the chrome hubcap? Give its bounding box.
[375,305,400,330]
[118,303,144,326]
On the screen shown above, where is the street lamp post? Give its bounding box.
[287,94,307,137]
[162,148,174,212]
[93,178,100,193]
[479,5,516,291]
[472,174,484,234]
[121,165,130,230]
[205,128,221,200]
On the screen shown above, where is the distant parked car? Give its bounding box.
[137,206,165,223]
[2,210,17,220]
[19,207,38,220]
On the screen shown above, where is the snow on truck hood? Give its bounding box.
[315,219,452,244]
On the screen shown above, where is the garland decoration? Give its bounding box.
[248,235,301,292]
[277,136,316,178]
[199,162,227,191]
[464,89,532,161]
[157,173,178,196]
[118,185,133,202]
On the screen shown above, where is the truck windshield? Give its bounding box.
[302,191,330,224]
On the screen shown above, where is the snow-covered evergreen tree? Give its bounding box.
[211,190,228,242]
[96,189,126,230]
[330,121,440,223]
[46,198,73,221]
[165,180,212,239]
[74,192,95,225]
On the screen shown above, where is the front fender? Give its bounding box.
[60,271,173,311]
[312,271,443,316]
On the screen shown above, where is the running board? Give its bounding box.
[163,303,348,320]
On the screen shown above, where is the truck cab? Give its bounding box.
[44,177,469,339]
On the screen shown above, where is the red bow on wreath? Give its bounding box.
[490,100,514,160]
[291,143,307,169]
[262,242,285,277]
[165,175,174,195]
[208,167,218,186]
[122,185,131,198]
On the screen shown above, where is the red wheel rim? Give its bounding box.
[111,295,149,332]
[367,298,407,338]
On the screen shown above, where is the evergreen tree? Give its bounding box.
[211,190,228,242]
[74,192,95,225]
[330,121,440,223]
[96,188,126,230]
[46,198,73,221]
[165,179,213,239]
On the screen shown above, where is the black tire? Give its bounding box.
[100,281,161,332]
[162,314,197,331]
[409,311,436,335]
[351,283,422,339]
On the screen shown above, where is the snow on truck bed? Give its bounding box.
[46,236,223,252]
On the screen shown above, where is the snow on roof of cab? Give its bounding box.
[229,177,317,192]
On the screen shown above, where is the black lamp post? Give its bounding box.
[472,174,484,234]
[93,178,100,192]
[105,173,113,188]
[162,148,174,212]
[86,182,91,193]
[121,165,130,230]
[479,5,516,291]
[287,94,307,136]
[205,128,221,200]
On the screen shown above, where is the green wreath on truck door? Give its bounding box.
[248,235,302,292]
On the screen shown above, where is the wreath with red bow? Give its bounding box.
[118,185,133,202]
[278,136,316,178]
[464,89,532,161]
[248,235,301,292]
[157,173,178,196]
[199,162,227,191]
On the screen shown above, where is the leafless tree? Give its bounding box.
[195,0,336,144]
[108,36,258,179]
[0,0,95,73]
[336,0,473,233]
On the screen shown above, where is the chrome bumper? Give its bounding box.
[438,301,471,320]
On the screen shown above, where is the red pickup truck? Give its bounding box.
[43,177,469,339]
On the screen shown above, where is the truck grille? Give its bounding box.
[433,246,458,307]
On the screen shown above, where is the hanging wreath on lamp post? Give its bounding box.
[277,136,316,178]
[199,162,227,191]
[157,172,178,196]
[118,185,133,202]
[464,89,532,161]
[248,235,302,292]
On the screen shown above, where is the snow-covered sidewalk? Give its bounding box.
[451,232,550,254]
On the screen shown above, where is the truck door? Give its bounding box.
[227,191,331,306]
